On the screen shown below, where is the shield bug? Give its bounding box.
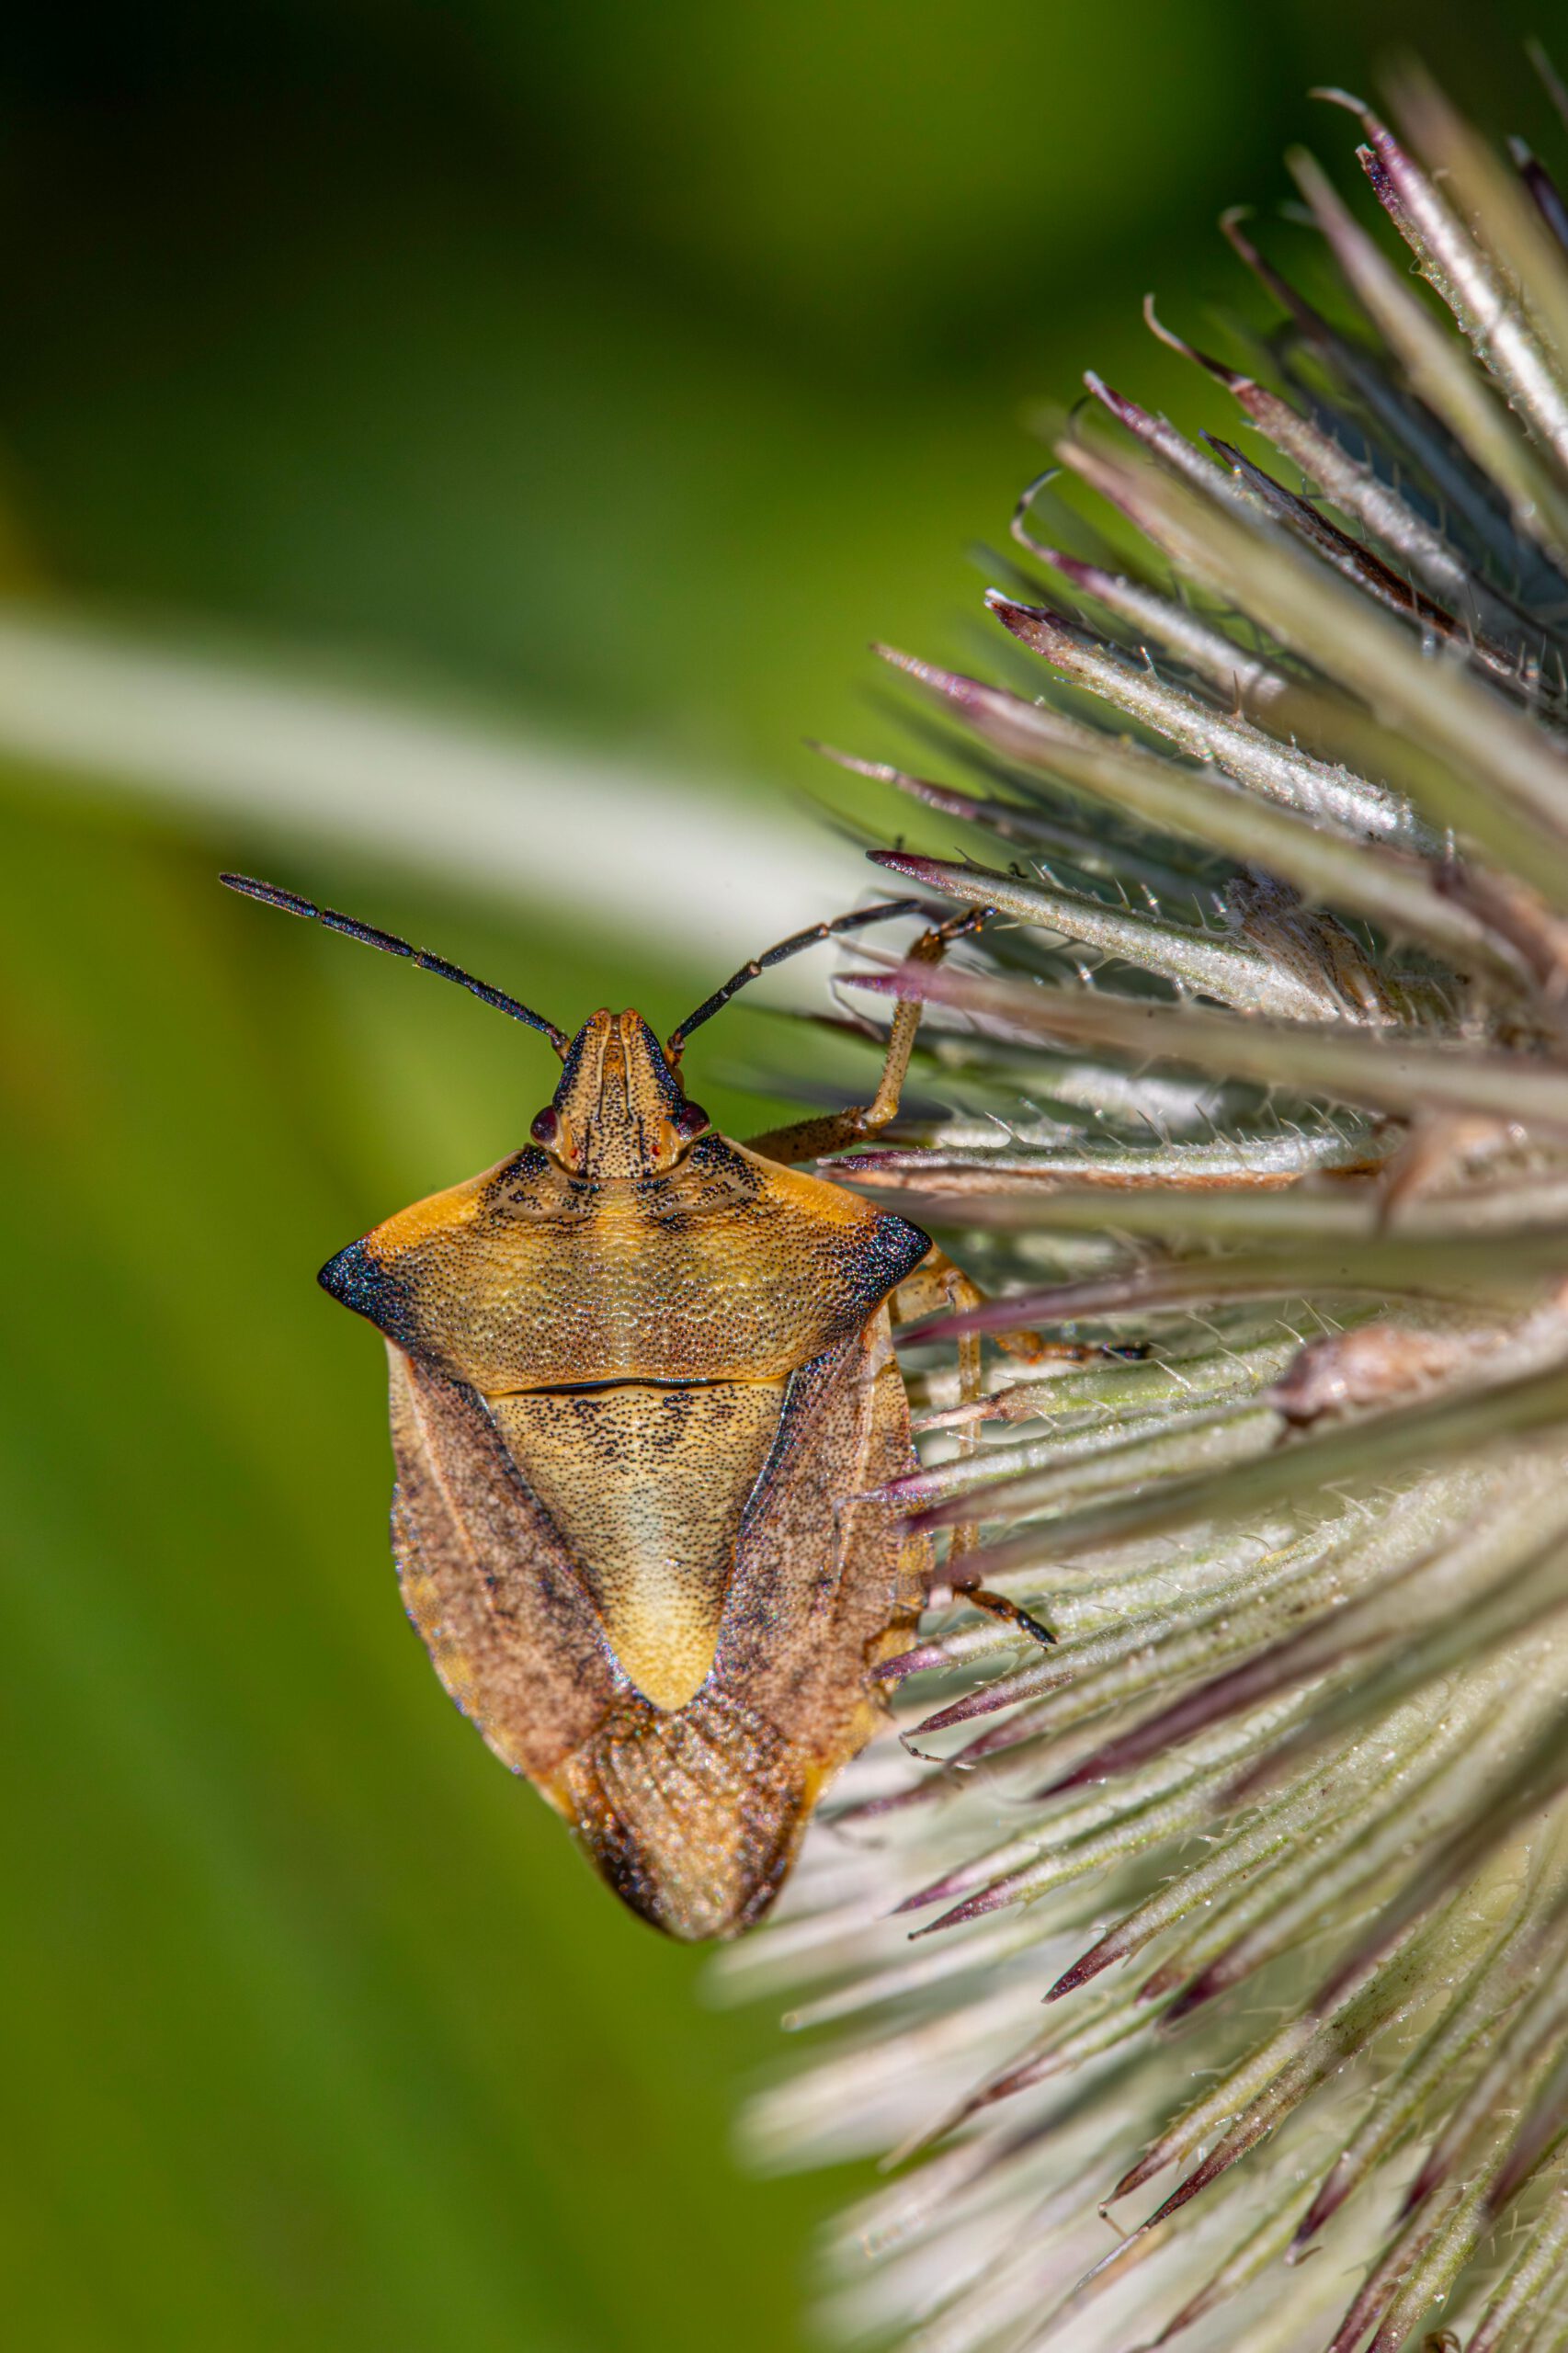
[223,873,1048,1939]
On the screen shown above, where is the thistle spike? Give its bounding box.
[714,62,1568,2353]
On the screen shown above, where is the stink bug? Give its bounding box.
[223,873,1049,1939]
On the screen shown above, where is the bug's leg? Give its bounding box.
[955,1586,1058,1647]
[891,1245,1100,1366]
[908,1256,1057,1650]
[744,908,985,1165]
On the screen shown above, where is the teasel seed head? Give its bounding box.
[716,60,1568,2353]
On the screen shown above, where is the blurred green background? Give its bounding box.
[0,5,1557,2347]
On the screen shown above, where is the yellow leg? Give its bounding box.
[897,1250,1056,1648]
[892,1245,1097,1365]
[744,909,984,1165]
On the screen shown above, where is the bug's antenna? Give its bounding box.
[221,874,572,1056]
[667,898,935,1059]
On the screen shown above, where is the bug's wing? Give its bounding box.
[558,1309,931,1940]
[386,1344,619,1799]
[721,1302,930,1747]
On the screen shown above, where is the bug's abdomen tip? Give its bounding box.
[563,1699,808,1941]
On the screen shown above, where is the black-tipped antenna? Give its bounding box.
[221,874,571,1055]
[666,898,933,1059]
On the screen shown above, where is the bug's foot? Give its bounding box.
[955,1586,1057,1647]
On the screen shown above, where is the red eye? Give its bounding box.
[530,1107,560,1145]
[674,1101,710,1140]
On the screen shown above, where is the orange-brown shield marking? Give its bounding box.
[220,876,967,1941]
[325,1009,934,1939]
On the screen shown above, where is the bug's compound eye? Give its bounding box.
[530,1106,561,1147]
[673,1100,710,1142]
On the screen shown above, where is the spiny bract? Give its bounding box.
[716,63,1568,2353]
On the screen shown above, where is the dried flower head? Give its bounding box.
[716,62,1568,2353]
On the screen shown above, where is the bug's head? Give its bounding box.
[530,1011,710,1179]
[219,875,943,1187]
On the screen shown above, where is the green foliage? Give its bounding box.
[0,800,846,2351]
